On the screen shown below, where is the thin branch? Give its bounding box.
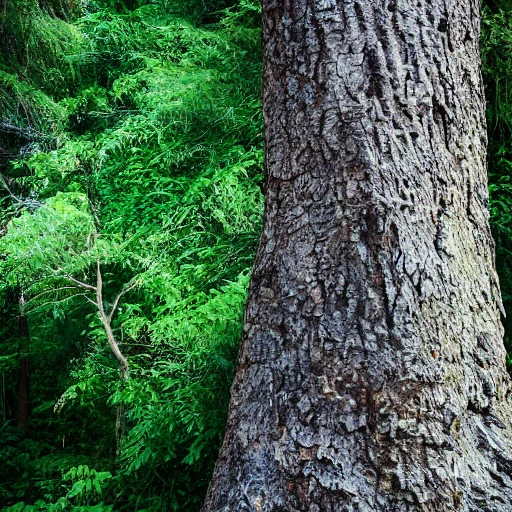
[98,311,129,377]
[108,280,138,322]
[25,293,93,314]
[96,260,103,313]
[24,275,88,290]
[0,173,43,210]
[64,275,97,292]
[82,294,97,307]
[0,122,44,141]
[24,286,82,306]
[89,199,102,232]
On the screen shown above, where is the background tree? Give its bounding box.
[202,1,512,510]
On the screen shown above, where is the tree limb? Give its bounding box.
[108,280,138,322]
[96,260,103,312]
[64,275,97,292]
[24,286,81,306]
[0,122,45,141]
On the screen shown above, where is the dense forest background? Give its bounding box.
[0,0,511,510]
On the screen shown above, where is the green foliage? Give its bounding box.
[64,465,112,504]
[0,0,262,510]
[0,1,87,96]
[109,273,249,510]
[482,0,512,354]
[0,70,66,136]
[5,499,113,511]
[0,192,94,283]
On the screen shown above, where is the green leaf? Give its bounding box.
[67,480,86,499]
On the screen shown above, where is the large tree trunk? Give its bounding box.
[203,0,512,510]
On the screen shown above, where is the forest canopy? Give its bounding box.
[0,0,511,510]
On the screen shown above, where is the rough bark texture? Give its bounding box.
[202,0,512,510]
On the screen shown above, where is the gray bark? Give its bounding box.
[202,0,512,510]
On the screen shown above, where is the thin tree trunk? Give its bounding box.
[203,0,512,510]
[95,261,130,453]
[98,311,129,451]
[61,259,134,452]
[16,296,29,434]
[2,372,6,425]
[16,356,29,433]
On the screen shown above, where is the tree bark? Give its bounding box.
[95,261,130,453]
[202,0,512,510]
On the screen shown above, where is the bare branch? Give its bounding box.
[96,260,104,313]
[108,280,138,322]
[25,293,94,314]
[24,286,82,306]
[64,275,97,292]
[98,311,129,379]
[81,294,97,307]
